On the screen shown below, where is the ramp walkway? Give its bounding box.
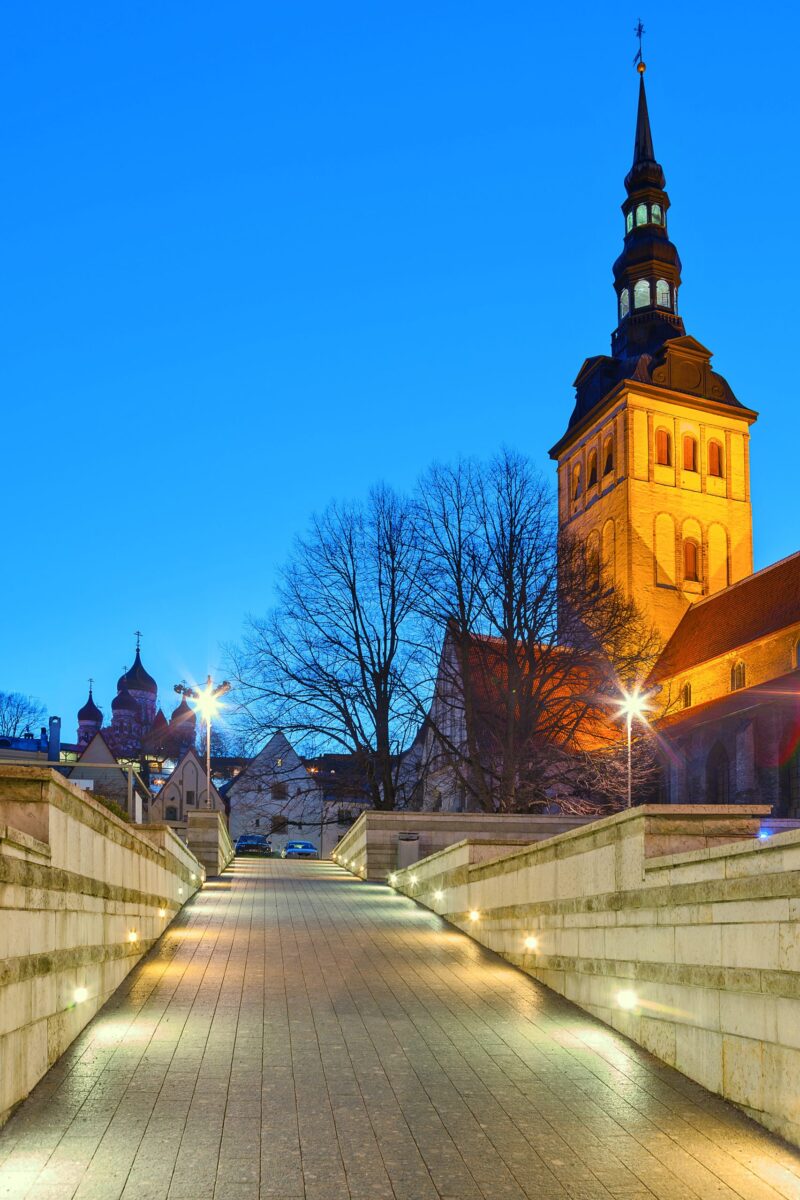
[1,859,799,1200]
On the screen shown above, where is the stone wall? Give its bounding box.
[390,804,800,1148]
[333,811,593,881]
[186,810,235,876]
[0,767,205,1127]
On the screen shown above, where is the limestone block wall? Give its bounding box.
[0,767,204,1127]
[332,811,593,881]
[186,810,235,877]
[390,804,800,1148]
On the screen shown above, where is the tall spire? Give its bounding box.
[611,59,683,357]
[633,70,655,166]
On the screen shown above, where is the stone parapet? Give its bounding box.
[0,766,204,1127]
[332,810,594,881]
[186,810,235,877]
[390,804,800,1149]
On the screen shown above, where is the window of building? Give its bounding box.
[588,548,601,593]
[706,742,730,803]
[680,681,692,709]
[186,789,195,806]
[635,203,648,226]
[683,539,700,582]
[572,463,582,501]
[619,288,630,318]
[683,435,698,472]
[603,437,614,475]
[254,818,261,827]
[655,428,672,466]
[652,203,663,225]
[271,814,289,833]
[730,661,746,691]
[276,757,282,767]
[634,279,650,308]
[656,279,671,308]
[626,210,633,233]
[271,782,288,801]
[708,440,724,477]
[165,806,177,821]
[587,451,598,488]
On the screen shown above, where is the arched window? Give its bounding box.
[652,203,663,225]
[626,210,633,233]
[636,203,648,226]
[681,681,692,709]
[683,435,698,472]
[656,279,671,308]
[730,662,746,691]
[587,545,601,593]
[634,279,651,309]
[706,743,730,803]
[708,440,724,477]
[619,288,630,318]
[683,539,700,582]
[165,806,178,821]
[655,428,672,466]
[603,437,614,475]
[572,463,582,501]
[587,450,598,488]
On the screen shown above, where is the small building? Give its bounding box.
[148,747,225,831]
[226,732,371,857]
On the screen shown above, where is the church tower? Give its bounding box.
[550,60,757,644]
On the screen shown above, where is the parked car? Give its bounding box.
[235,834,272,856]
[281,841,319,859]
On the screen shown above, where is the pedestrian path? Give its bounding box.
[2,859,800,1200]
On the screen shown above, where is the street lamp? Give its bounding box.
[616,687,654,809]
[174,676,231,809]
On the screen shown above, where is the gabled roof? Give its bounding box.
[157,745,225,809]
[653,552,800,680]
[658,667,800,732]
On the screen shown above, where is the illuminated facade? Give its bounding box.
[551,63,800,814]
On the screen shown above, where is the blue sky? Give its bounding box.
[2,3,797,732]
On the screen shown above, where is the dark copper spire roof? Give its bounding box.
[112,686,138,713]
[78,688,102,725]
[117,648,157,696]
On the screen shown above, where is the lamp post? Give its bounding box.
[174,677,231,809]
[616,688,653,808]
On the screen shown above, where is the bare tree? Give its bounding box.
[413,450,663,813]
[230,486,423,809]
[0,692,47,738]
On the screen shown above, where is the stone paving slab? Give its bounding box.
[1,859,800,1200]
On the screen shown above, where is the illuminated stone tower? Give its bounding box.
[550,61,757,643]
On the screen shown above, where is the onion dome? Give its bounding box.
[171,697,196,724]
[78,688,102,725]
[117,648,157,696]
[112,687,139,713]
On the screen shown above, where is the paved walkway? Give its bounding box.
[2,862,800,1200]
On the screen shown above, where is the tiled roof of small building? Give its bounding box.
[653,551,800,680]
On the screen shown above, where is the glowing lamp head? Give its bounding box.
[409,874,418,886]
[74,986,88,1004]
[617,688,651,723]
[616,989,638,1011]
[191,683,226,722]
[127,930,139,944]
[468,910,480,922]
[178,887,184,896]
[434,890,444,902]
[158,908,167,918]
[524,935,538,951]
[388,873,397,886]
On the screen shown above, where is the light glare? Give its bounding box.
[74,987,88,1004]
[468,910,480,922]
[524,935,538,951]
[127,930,139,943]
[434,890,444,901]
[617,989,638,1010]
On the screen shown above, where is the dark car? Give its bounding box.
[235,834,272,856]
[280,841,319,859]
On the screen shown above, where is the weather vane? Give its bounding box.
[633,19,646,71]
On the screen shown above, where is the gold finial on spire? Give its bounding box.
[633,19,646,73]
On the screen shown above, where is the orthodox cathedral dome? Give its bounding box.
[78,688,102,725]
[117,649,158,696]
[111,687,139,713]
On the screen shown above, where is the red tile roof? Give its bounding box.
[652,552,800,680]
